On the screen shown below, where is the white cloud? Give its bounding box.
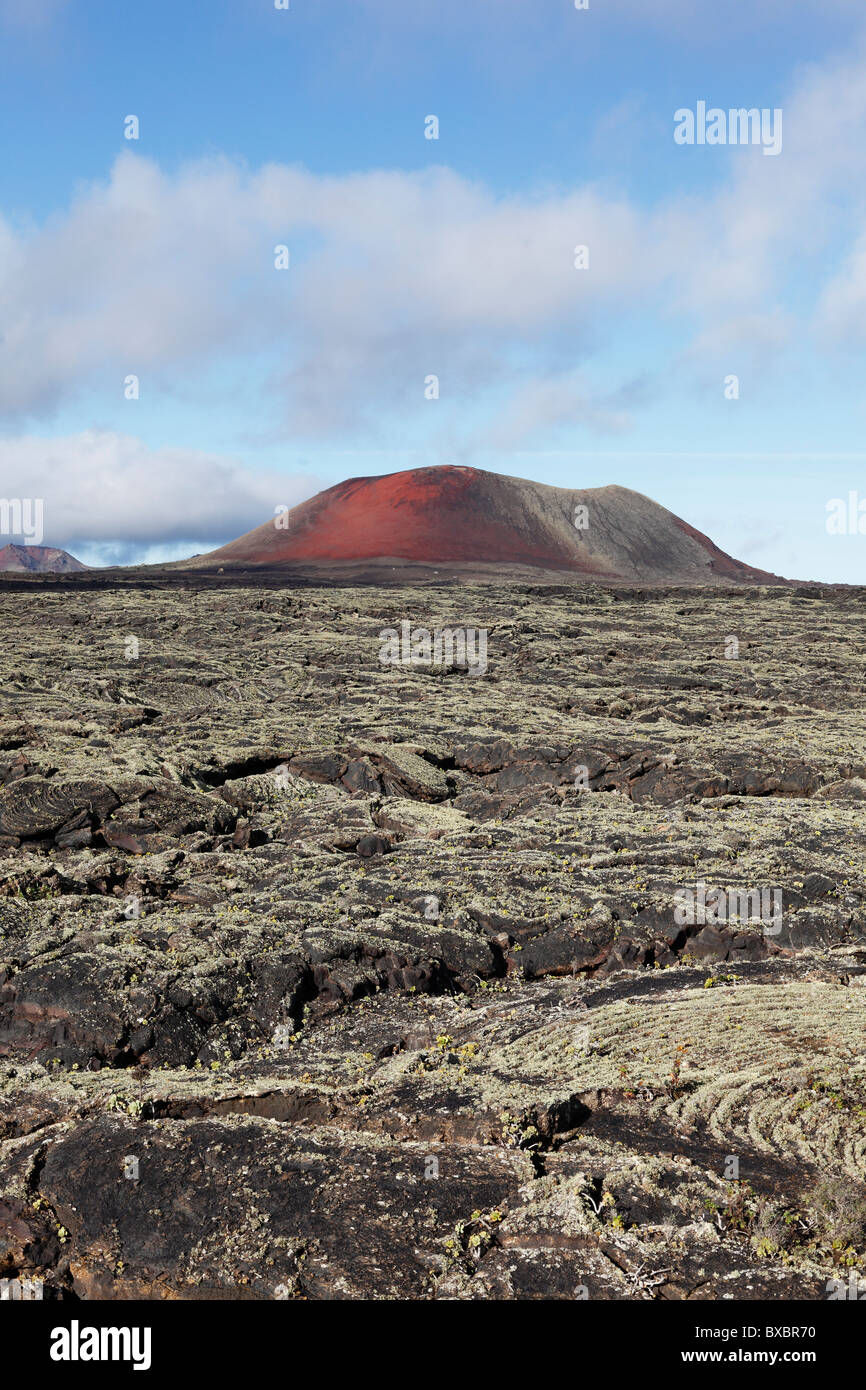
[0,429,322,554]
[2,43,866,445]
[480,369,640,448]
[0,155,661,428]
[816,236,866,343]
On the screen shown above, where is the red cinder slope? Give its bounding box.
[0,544,87,573]
[185,465,786,584]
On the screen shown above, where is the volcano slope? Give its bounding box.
[0,577,864,1302]
[0,545,86,574]
[186,465,784,586]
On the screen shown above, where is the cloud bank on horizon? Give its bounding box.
[0,0,864,581]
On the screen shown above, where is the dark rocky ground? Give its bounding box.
[0,578,864,1301]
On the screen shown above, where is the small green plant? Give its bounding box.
[444,1208,504,1269]
[666,1043,689,1099]
[811,1177,866,1255]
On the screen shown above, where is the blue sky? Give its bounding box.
[1,0,865,579]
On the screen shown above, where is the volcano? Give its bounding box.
[0,544,87,574]
[184,466,785,585]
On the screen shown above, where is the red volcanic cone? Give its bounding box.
[185,465,785,585]
[0,544,87,573]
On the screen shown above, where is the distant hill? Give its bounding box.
[179,465,786,585]
[0,544,87,574]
